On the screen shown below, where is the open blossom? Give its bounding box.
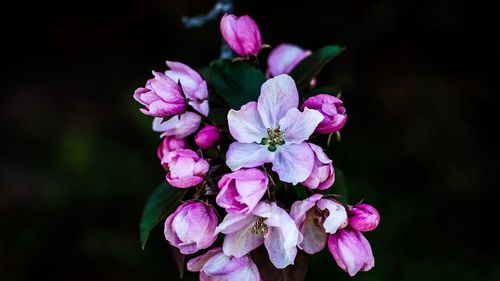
[165,61,209,116]
[220,14,262,57]
[187,247,260,281]
[290,194,348,254]
[216,168,268,214]
[348,203,380,232]
[328,227,375,276]
[216,201,301,269]
[152,112,201,139]
[195,125,221,149]
[302,94,347,134]
[226,74,324,184]
[161,149,209,188]
[133,71,186,117]
[302,143,335,190]
[164,201,218,254]
[267,43,311,77]
[157,136,186,160]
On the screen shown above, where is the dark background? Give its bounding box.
[1,0,498,280]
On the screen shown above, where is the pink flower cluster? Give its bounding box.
[134,13,378,281]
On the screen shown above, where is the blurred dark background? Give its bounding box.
[1,0,498,280]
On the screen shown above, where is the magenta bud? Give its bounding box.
[328,228,375,277]
[348,203,380,232]
[164,201,218,255]
[157,136,187,161]
[302,143,335,190]
[220,14,262,57]
[161,149,209,188]
[194,125,221,149]
[302,94,347,134]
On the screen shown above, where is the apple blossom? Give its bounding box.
[301,143,335,190]
[348,203,380,232]
[157,136,186,161]
[161,149,209,188]
[267,43,311,77]
[220,14,262,57]
[302,94,347,134]
[328,227,375,276]
[195,125,221,149]
[152,112,201,139]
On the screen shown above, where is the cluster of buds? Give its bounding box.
[134,13,379,281]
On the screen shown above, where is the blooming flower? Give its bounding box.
[133,71,186,117]
[302,94,347,134]
[187,247,260,281]
[267,43,311,77]
[157,136,186,161]
[216,201,301,269]
[328,227,375,276]
[152,112,201,139]
[164,61,209,116]
[226,74,324,184]
[220,14,262,57]
[164,201,218,254]
[302,143,335,190]
[348,203,380,232]
[161,149,209,188]
[216,168,268,214]
[290,194,348,254]
[195,125,221,149]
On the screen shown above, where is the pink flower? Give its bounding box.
[226,74,324,184]
[328,227,375,276]
[348,203,380,232]
[216,201,301,269]
[157,136,186,161]
[302,94,347,134]
[161,149,209,188]
[164,201,218,254]
[133,71,186,117]
[164,61,209,116]
[302,143,335,190]
[195,125,221,149]
[187,247,261,281]
[152,112,201,139]
[267,43,311,77]
[216,168,268,214]
[290,194,348,254]
[220,14,262,57]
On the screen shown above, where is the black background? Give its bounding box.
[1,0,498,280]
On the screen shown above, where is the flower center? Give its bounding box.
[261,128,285,152]
[251,217,268,235]
[314,207,330,227]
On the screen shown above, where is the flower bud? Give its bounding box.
[267,43,311,77]
[220,14,262,57]
[216,168,268,214]
[302,94,347,134]
[157,136,186,161]
[195,125,221,149]
[328,228,375,277]
[161,149,209,188]
[348,203,380,232]
[164,201,218,254]
[302,143,335,190]
[133,71,186,117]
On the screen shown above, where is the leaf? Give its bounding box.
[139,181,188,249]
[251,247,309,281]
[290,45,345,91]
[167,244,185,279]
[207,59,265,109]
[303,85,341,100]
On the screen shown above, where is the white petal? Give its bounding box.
[271,143,314,184]
[279,107,324,144]
[257,74,299,128]
[226,142,274,171]
[223,220,264,258]
[228,101,267,143]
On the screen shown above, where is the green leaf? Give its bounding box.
[139,182,188,249]
[207,59,265,109]
[290,45,345,91]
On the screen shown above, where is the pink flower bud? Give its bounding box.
[133,71,186,117]
[216,168,268,214]
[267,43,312,77]
[157,136,186,161]
[302,94,347,134]
[348,203,380,232]
[161,149,209,188]
[220,14,262,57]
[195,125,221,149]
[165,61,209,116]
[328,228,375,277]
[302,143,335,190]
[164,201,218,254]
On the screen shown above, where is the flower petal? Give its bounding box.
[300,210,328,254]
[226,142,274,171]
[152,112,202,139]
[225,256,261,281]
[317,199,348,234]
[267,44,311,76]
[228,101,266,143]
[264,227,298,269]
[187,247,222,272]
[257,74,299,129]
[279,107,324,144]
[271,143,314,184]
[222,219,264,258]
[289,194,323,224]
[216,213,255,235]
